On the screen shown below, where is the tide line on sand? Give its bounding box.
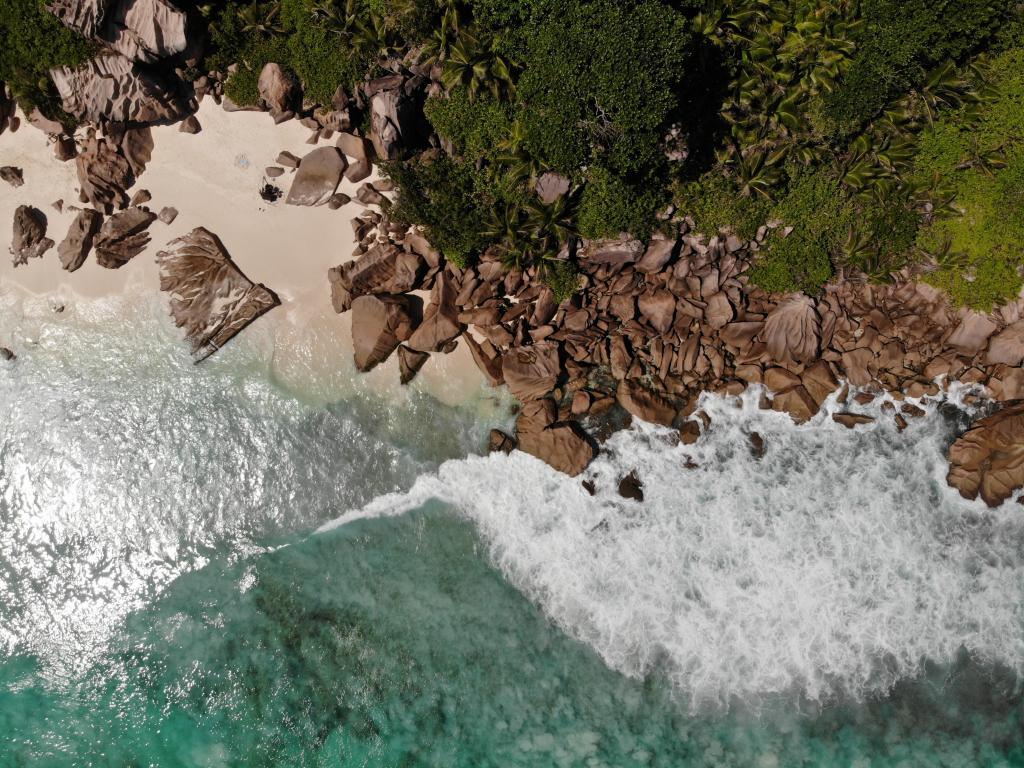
[0,99,485,406]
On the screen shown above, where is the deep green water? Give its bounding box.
[1,296,1023,766]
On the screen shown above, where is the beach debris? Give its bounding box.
[259,180,282,203]
[94,207,157,268]
[157,206,178,225]
[286,147,346,206]
[10,206,54,266]
[57,208,102,271]
[0,166,24,187]
[0,347,14,361]
[948,402,1024,507]
[350,294,422,372]
[156,227,280,362]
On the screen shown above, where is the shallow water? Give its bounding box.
[1,295,1022,766]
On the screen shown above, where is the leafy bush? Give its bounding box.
[818,0,1012,138]
[515,0,690,175]
[424,89,513,163]
[387,154,493,268]
[913,45,1024,309]
[674,172,770,241]
[577,165,663,240]
[748,169,854,294]
[0,0,91,117]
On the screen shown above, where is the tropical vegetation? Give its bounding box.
[4,0,1023,306]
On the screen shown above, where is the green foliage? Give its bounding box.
[817,0,1012,138]
[425,88,513,162]
[675,172,770,240]
[577,165,663,240]
[387,154,492,268]
[211,0,367,107]
[749,169,854,294]
[542,260,580,303]
[515,0,690,175]
[913,45,1024,309]
[0,0,91,117]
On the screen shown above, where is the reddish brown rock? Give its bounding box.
[832,413,875,429]
[10,206,54,266]
[638,290,675,334]
[679,420,701,445]
[947,402,1024,507]
[407,274,463,353]
[771,386,819,424]
[397,345,430,384]
[156,228,280,361]
[463,333,504,387]
[986,321,1024,367]
[763,294,821,365]
[516,402,596,476]
[57,208,102,271]
[258,63,300,114]
[947,312,998,357]
[502,342,561,401]
[350,294,421,371]
[76,136,134,213]
[488,428,517,454]
[286,147,346,206]
[93,207,156,268]
[617,379,676,426]
[801,361,840,407]
[704,292,734,329]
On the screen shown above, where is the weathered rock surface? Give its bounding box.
[94,207,156,267]
[46,0,111,39]
[286,147,346,206]
[1,167,24,187]
[156,227,280,361]
[515,399,595,476]
[617,379,676,426]
[11,206,54,266]
[763,294,820,365]
[502,343,560,401]
[106,0,188,62]
[57,208,102,271]
[535,171,570,204]
[947,402,1024,507]
[258,63,300,114]
[75,135,135,212]
[986,321,1024,366]
[397,344,429,384]
[368,77,427,160]
[350,293,421,372]
[52,54,192,125]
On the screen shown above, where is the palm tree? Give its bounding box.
[237,1,283,36]
[441,29,516,102]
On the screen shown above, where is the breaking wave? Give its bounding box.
[323,387,1024,707]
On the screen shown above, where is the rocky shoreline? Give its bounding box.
[2,0,1023,506]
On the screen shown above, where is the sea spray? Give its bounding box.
[322,386,1024,708]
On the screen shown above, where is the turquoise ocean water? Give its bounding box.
[1,294,1022,767]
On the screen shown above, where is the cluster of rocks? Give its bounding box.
[327,196,1024,502]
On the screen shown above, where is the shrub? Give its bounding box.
[818,0,1013,138]
[515,0,690,175]
[674,172,770,241]
[386,154,492,268]
[912,45,1024,309]
[577,165,663,240]
[0,0,91,117]
[424,89,513,163]
[748,169,854,294]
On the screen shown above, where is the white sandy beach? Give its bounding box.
[0,99,489,408]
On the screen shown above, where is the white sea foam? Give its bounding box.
[323,387,1024,707]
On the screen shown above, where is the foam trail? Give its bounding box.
[321,387,1024,708]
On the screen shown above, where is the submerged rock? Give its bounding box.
[156,227,280,361]
[947,402,1024,507]
[57,208,103,271]
[10,206,55,266]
